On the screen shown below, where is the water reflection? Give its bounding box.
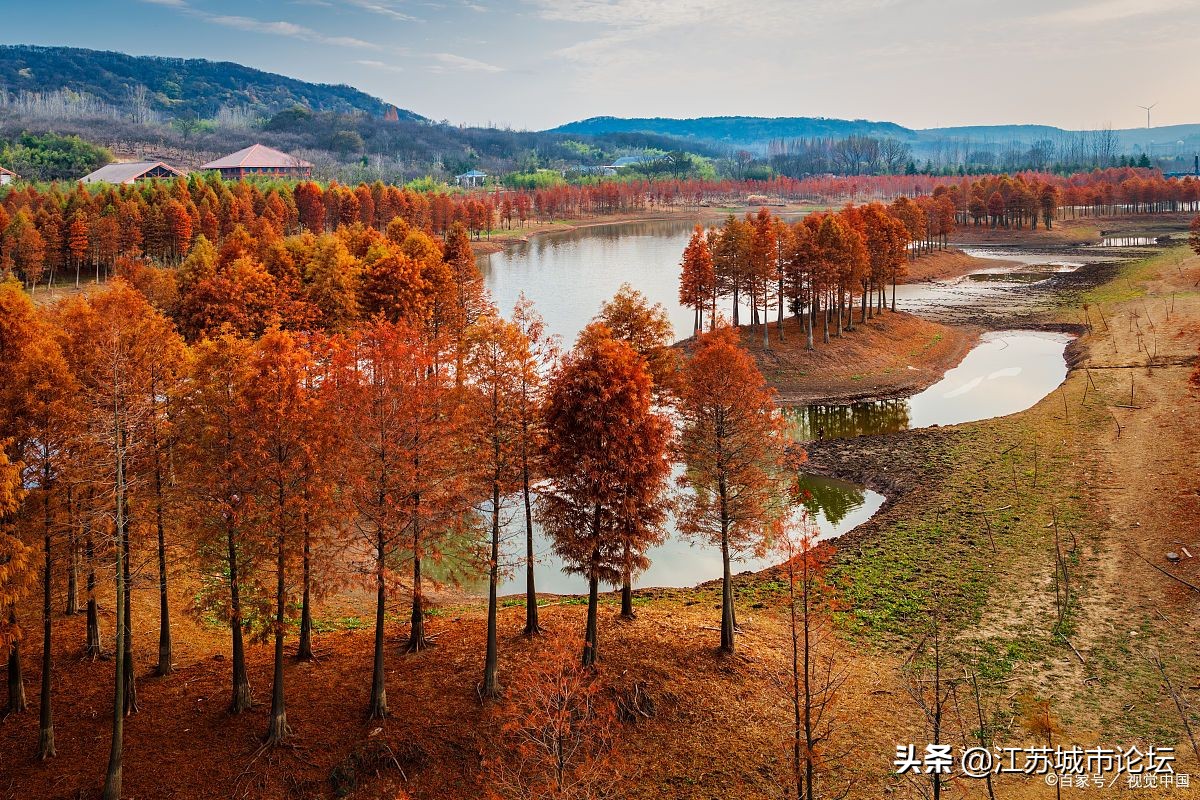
[492,473,884,596]
[1099,237,1156,247]
[787,331,1071,440]
[788,399,911,440]
[480,219,703,344]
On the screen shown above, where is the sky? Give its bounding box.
[3,0,1199,131]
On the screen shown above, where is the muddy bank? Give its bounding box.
[675,313,980,405]
[902,248,998,282]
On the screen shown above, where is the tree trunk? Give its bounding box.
[731,286,739,327]
[38,487,55,759]
[777,274,785,337]
[155,459,172,676]
[719,477,734,654]
[103,440,127,800]
[789,566,802,800]
[582,570,599,669]
[406,484,430,652]
[264,529,288,746]
[582,508,601,668]
[6,608,26,713]
[65,491,78,616]
[226,519,251,713]
[86,521,100,659]
[806,298,814,351]
[297,516,313,661]
[368,526,388,719]
[762,290,770,350]
[522,458,540,635]
[121,514,136,716]
[482,479,501,699]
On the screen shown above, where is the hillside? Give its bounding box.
[0,44,419,121]
[552,115,912,146]
[552,115,1200,155]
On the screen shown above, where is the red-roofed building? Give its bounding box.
[81,161,186,185]
[0,165,17,186]
[200,143,313,180]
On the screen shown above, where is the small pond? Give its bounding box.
[494,473,885,596]
[787,330,1072,440]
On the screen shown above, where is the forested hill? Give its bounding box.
[552,116,913,146]
[552,115,1200,153]
[0,45,419,121]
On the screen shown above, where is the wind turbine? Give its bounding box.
[1138,103,1157,129]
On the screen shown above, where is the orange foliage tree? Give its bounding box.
[485,634,619,800]
[511,295,559,635]
[538,323,671,666]
[679,225,715,333]
[464,314,532,698]
[675,326,790,653]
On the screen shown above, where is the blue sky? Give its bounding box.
[3,0,1198,130]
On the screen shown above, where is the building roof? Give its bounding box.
[0,165,16,177]
[456,169,487,178]
[609,155,654,167]
[200,144,314,170]
[80,161,186,185]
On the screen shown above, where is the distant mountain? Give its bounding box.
[553,116,913,147]
[0,45,423,121]
[552,116,1200,154]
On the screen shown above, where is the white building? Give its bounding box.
[0,166,17,186]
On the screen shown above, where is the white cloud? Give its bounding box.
[429,52,505,72]
[1039,0,1197,24]
[342,0,417,21]
[356,58,406,72]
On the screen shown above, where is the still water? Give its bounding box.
[494,474,885,596]
[480,219,703,343]
[477,221,1074,592]
[788,330,1072,440]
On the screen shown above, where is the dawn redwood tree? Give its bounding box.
[242,328,332,745]
[676,326,789,653]
[747,208,779,349]
[537,323,671,667]
[775,514,844,800]
[0,447,33,717]
[337,318,432,718]
[12,329,78,760]
[596,283,678,396]
[712,215,749,327]
[175,334,259,714]
[141,321,187,676]
[400,333,470,653]
[679,225,715,333]
[1190,215,1200,256]
[0,280,43,717]
[54,281,174,800]
[465,314,531,698]
[511,295,558,635]
[443,221,490,384]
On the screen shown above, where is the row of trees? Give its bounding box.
[679,202,921,350]
[2,165,1198,290]
[0,209,814,797]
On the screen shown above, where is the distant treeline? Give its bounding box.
[1,167,1197,292]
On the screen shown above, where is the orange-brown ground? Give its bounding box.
[4,229,1199,800]
[901,248,997,282]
